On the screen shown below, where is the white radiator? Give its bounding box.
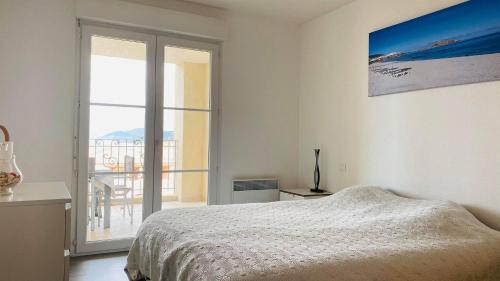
[232,178,279,204]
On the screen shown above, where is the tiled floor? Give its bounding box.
[70,252,129,281]
[88,201,205,241]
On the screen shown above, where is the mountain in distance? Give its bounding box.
[99,128,174,140]
[369,52,404,64]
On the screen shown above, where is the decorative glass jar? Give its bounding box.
[0,125,22,195]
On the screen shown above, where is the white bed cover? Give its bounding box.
[126,186,500,281]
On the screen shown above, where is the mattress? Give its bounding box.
[126,186,500,281]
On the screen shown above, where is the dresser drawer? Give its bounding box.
[0,182,71,281]
[0,203,66,281]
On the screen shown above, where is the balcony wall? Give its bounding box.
[177,62,209,202]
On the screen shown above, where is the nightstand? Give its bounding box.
[279,188,333,201]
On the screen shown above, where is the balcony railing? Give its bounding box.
[89,139,177,195]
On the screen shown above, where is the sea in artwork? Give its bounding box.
[378,31,500,62]
[368,0,500,97]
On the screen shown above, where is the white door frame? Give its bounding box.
[75,22,220,254]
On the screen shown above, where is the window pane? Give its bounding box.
[161,171,208,210]
[162,109,209,171]
[90,36,147,106]
[164,46,210,109]
[86,34,148,244]
[88,105,145,242]
[89,105,145,173]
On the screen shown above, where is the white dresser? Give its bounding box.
[0,182,71,281]
[279,188,333,201]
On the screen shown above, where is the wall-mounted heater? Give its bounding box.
[232,178,279,204]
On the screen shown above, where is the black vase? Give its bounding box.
[310,149,325,193]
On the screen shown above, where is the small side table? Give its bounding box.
[279,188,333,201]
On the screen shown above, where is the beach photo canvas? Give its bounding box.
[369,0,500,97]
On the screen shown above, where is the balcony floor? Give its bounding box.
[87,201,206,242]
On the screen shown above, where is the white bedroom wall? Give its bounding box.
[298,0,500,230]
[76,0,228,40]
[0,0,77,188]
[218,13,300,204]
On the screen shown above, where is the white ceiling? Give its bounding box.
[183,0,356,24]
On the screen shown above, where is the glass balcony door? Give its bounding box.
[77,25,157,253]
[76,24,219,254]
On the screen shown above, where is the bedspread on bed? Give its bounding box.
[126,186,500,281]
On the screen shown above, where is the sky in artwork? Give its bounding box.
[369,0,500,55]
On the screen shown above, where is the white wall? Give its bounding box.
[0,0,76,188]
[76,0,228,40]
[299,0,500,229]
[219,13,300,204]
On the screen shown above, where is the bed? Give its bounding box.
[126,186,500,281]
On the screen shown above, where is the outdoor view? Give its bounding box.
[369,0,500,96]
[87,36,210,242]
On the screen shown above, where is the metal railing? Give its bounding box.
[89,139,177,195]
